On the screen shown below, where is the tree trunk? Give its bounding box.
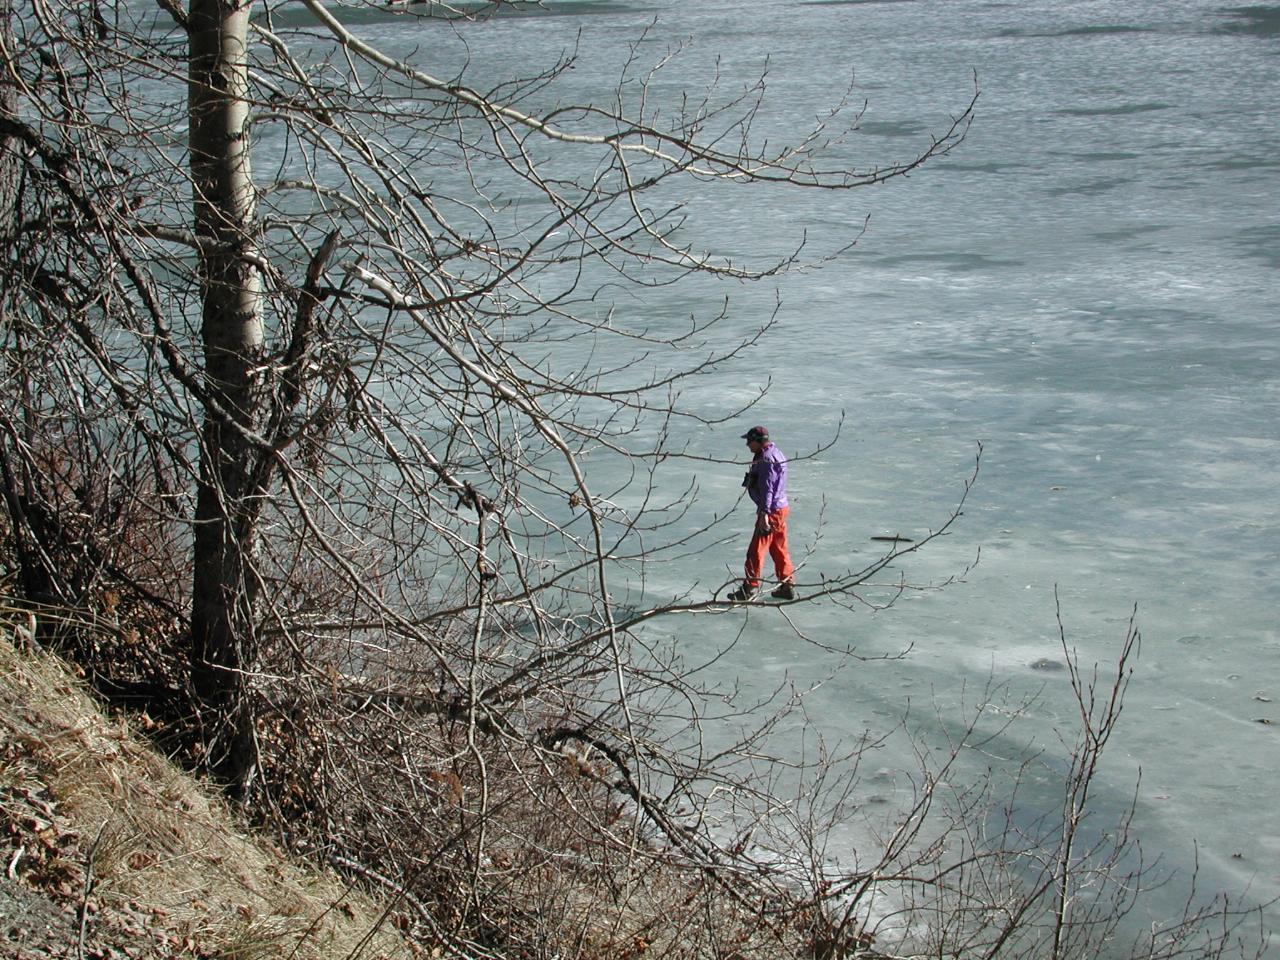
[187,0,265,794]
[0,0,18,237]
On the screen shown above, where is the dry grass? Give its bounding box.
[0,605,420,960]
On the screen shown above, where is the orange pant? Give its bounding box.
[744,506,794,589]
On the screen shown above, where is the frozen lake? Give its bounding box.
[302,0,1280,949]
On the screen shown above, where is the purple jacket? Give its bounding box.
[747,442,789,515]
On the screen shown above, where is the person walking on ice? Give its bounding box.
[729,425,796,601]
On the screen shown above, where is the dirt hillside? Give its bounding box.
[0,608,419,960]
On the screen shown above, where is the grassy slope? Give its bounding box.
[0,610,420,960]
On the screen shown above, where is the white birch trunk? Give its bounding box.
[187,0,265,793]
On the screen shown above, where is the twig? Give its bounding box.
[6,845,23,880]
[328,853,499,960]
[77,820,109,960]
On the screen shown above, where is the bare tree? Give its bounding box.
[0,0,974,782]
[0,2,1266,958]
[186,0,269,787]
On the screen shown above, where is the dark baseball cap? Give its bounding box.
[740,425,769,442]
